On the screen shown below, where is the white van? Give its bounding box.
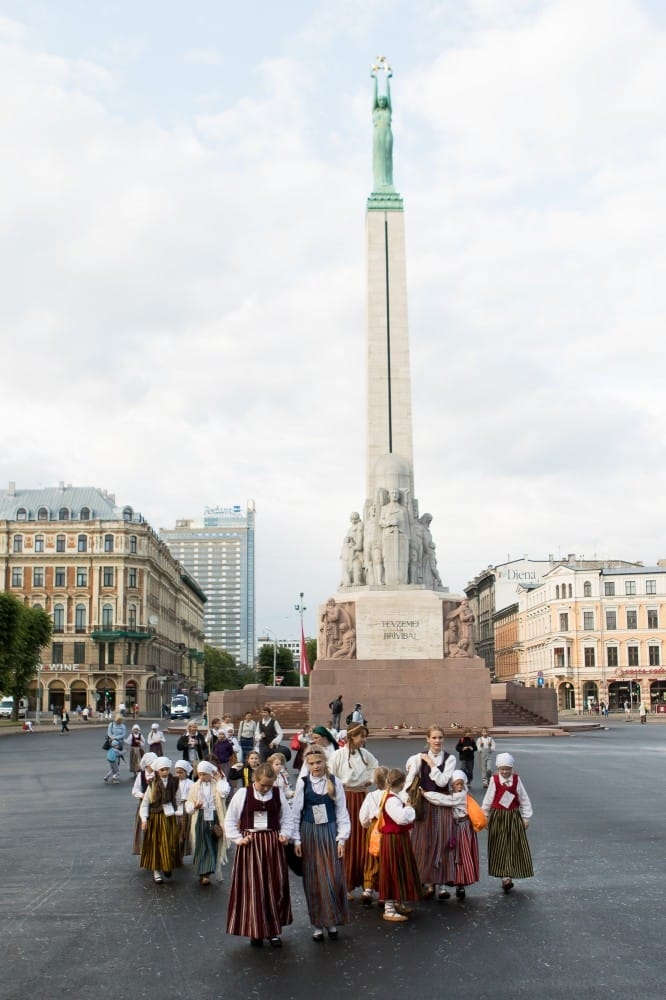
[0,697,28,719]
[170,693,190,721]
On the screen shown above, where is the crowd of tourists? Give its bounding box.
[112,708,533,948]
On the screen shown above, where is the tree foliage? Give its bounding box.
[204,645,256,692]
[256,644,298,687]
[0,594,52,719]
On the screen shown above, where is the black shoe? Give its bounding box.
[438,888,451,900]
[250,938,263,948]
[502,879,514,893]
[361,892,373,907]
[456,886,466,899]
[163,870,172,879]
[312,931,324,942]
[269,937,282,948]
[327,928,338,940]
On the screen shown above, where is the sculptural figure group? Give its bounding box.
[339,489,443,592]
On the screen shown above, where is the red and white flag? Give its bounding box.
[299,623,311,676]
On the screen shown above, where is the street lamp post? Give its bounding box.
[294,592,307,688]
[35,665,42,726]
[261,627,278,687]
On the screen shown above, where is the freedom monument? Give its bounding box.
[310,60,492,728]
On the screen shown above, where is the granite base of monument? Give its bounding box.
[310,657,492,730]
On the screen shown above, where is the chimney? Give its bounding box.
[8,481,15,497]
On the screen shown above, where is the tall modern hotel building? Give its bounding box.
[161,502,255,665]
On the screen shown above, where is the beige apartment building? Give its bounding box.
[521,562,666,712]
[0,484,206,716]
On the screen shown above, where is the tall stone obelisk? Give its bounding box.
[310,62,492,730]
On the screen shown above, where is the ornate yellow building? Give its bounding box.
[0,484,205,716]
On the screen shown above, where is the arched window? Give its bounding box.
[80,507,90,520]
[53,604,65,633]
[128,605,137,629]
[13,535,23,553]
[568,584,572,598]
[56,534,66,553]
[33,602,43,610]
[59,507,70,521]
[75,604,87,633]
[122,506,133,521]
[77,534,87,552]
[555,585,560,599]
[129,535,137,554]
[583,581,591,597]
[37,507,48,520]
[102,604,114,628]
[104,534,114,553]
[16,507,27,521]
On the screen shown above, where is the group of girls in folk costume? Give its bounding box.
[481,752,533,893]
[126,725,145,776]
[434,770,481,900]
[328,724,379,899]
[185,760,229,885]
[405,725,457,899]
[291,746,351,940]
[139,757,183,883]
[131,752,157,854]
[224,763,293,947]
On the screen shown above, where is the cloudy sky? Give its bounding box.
[2,0,666,641]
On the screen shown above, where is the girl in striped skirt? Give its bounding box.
[175,760,194,856]
[405,725,457,900]
[292,746,351,941]
[224,763,293,947]
[435,770,480,900]
[329,724,379,900]
[185,760,228,885]
[131,752,157,855]
[481,752,534,892]
[139,757,183,883]
[378,769,422,922]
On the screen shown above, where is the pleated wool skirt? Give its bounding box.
[342,789,367,891]
[300,820,350,929]
[362,819,380,892]
[192,814,218,876]
[410,799,455,886]
[226,830,293,939]
[451,816,480,886]
[487,810,534,880]
[132,805,143,855]
[378,831,422,903]
[178,811,193,856]
[139,813,183,872]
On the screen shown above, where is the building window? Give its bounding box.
[53,604,65,632]
[58,507,69,521]
[128,606,137,629]
[103,567,114,587]
[625,581,636,595]
[583,581,592,597]
[646,580,656,595]
[56,535,66,553]
[129,535,137,554]
[73,642,86,664]
[605,611,617,630]
[568,584,572,598]
[555,585,560,599]
[37,507,48,521]
[16,507,27,521]
[76,568,88,587]
[128,568,137,588]
[123,506,133,521]
[54,567,66,588]
[75,604,86,632]
[13,535,23,553]
[584,647,596,667]
[649,645,660,666]
[80,507,90,520]
[52,642,64,664]
[104,534,114,553]
[33,567,44,587]
[607,647,618,667]
[102,604,114,628]
[628,646,639,666]
[626,609,637,629]
[648,608,658,629]
[583,611,594,630]
[604,581,615,596]
[107,641,115,664]
[559,612,569,631]
[35,535,44,552]
[11,568,22,587]
[77,535,87,552]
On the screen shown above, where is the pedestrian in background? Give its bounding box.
[329,694,344,731]
[60,708,70,733]
[103,739,123,784]
[237,711,257,762]
[476,728,496,789]
[257,706,283,762]
[455,731,477,785]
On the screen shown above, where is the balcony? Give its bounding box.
[91,625,154,642]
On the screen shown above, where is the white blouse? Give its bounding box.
[329,746,379,789]
[291,775,351,844]
[405,750,456,804]
[481,775,533,820]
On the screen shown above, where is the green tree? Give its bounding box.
[0,594,52,719]
[204,645,241,692]
[305,638,318,671]
[256,644,298,687]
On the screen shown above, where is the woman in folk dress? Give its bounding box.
[185,760,228,886]
[328,723,378,899]
[405,725,456,899]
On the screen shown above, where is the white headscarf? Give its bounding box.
[452,769,469,789]
[196,760,218,777]
[495,753,515,769]
[153,756,172,771]
[174,759,193,775]
[139,752,158,770]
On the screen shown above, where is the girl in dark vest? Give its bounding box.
[131,751,157,855]
[481,752,534,892]
[224,763,293,947]
[139,757,183,883]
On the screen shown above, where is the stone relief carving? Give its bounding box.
[444,599,476,657]
[340,512,365,586]
[319,598,356,660]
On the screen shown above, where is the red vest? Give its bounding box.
[240,784,281,832]
[381,793,414,833]
[490,773,520,811]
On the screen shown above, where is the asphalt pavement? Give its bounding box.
[0,721,663,1000]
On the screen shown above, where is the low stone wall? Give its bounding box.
[492,681,558,725]
[207,685,309,727]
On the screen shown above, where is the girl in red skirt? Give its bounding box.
[378,769,422,922]
[440,770,480,900]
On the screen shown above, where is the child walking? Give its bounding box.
[358,766,389,907]
[437,770,480,899]
[377,769,422,922]
[481,752,533,892]
[139,756,183,884]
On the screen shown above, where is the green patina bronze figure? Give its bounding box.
[371,57,394,192]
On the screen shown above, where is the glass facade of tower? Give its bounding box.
[160,502,255,665]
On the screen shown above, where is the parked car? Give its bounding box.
[0,697,28,719]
